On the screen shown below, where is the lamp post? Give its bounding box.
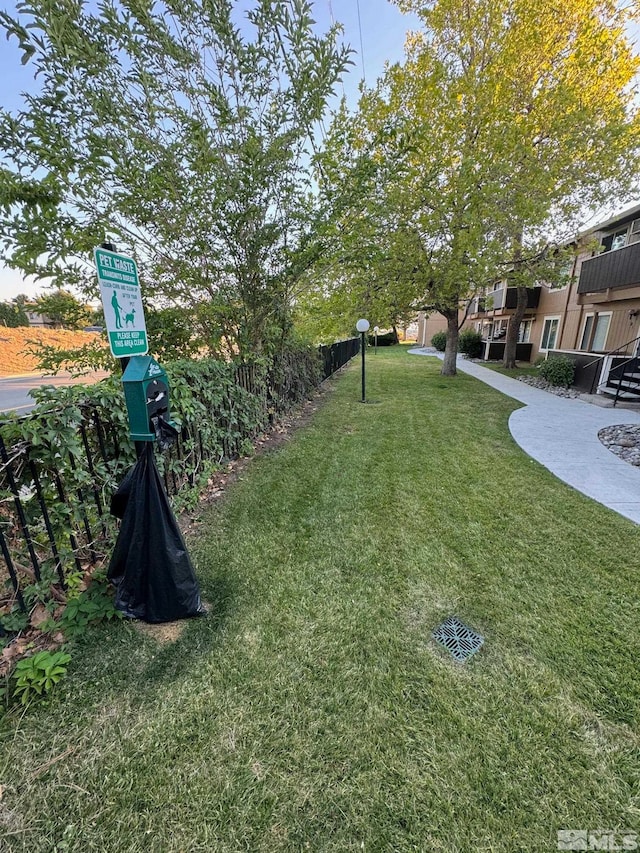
[373,326,379,355]
[356,318,370,403]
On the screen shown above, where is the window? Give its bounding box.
[492,319,508,340]
[602,228,627,252]
[540,317,560,351]
[518,319,533,343]
[632,218,640,235]
[579,313,611,352]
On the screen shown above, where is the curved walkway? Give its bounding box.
[408,347,640,525]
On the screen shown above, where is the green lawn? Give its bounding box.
[2,348,639,852]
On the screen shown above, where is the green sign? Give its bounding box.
[94,247,148,358]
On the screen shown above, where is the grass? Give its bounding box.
[2,347,639,852]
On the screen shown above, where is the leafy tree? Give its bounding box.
[0,0,351,357]
[145,306,203,362]
[302,101,427,344]
[315,23,504,374]
[395,0,640,369]
[0,296,29,327]
[33,289,91,330]
[320,0,639,374]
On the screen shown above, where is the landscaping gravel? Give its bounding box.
[598,423,640,467]
[516,375,581,398]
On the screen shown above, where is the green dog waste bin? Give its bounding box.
[121,355,174,442]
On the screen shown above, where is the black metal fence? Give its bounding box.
[0,340,358,614]
[319,337,360,380]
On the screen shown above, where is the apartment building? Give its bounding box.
[464,204,640,362]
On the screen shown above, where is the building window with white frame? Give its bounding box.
[540,317,560,351]
[579,312,611,352]
[602,227,628,252]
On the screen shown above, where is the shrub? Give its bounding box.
[431,331,447,351]
[458,330,483,359]
[368,330,397,347]
[539,355,575,387]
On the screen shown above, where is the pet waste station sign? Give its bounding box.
[94,247,148,358]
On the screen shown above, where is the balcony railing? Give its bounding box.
[468,287,540,314]
[577,241,640,294]
[468,297,486,313]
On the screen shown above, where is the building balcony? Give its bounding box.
[467,287,540,316]
[577,241,640,295]
[468,297,486,314]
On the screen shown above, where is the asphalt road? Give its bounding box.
[0,373,109,414]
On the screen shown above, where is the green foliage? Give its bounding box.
[0,376,137,610]
[0,0,351,356]
[1,607,29,633]
[322,0,640,375]
[539,355,575,388]
[457,329,483,358]
[0,297,28,327]
[145,306,203,362]
[306,102,428,341]
[55,585,120,640]
[11,650,71,705]
[269,345,323,409]
[25,335,115,376]
[431,331,447,351]
[33,289,92,330]
[368,331,398,347]
[2,574,120,712]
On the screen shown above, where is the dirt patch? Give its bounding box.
[133,620,188,644]
[0,327,107,376]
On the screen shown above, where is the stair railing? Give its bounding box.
[579,334,640,396]
[581,334,640,369]
[610,355,640,407]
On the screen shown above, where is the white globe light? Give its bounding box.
[356,318,370,333]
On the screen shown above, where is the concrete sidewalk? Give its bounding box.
[408,347,640,525]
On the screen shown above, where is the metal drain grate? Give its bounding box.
[432,616,484,662]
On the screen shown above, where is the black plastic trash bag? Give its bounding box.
[107,443,205,623]
[110,464,135,520]
[151,414,179,452]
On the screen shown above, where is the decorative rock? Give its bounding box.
[598,424,640,469]
[517,375,581,399]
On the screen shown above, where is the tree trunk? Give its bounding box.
[441,310,459,376]
[503,286,528,369]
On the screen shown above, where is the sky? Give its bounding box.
[0,0,419,302]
